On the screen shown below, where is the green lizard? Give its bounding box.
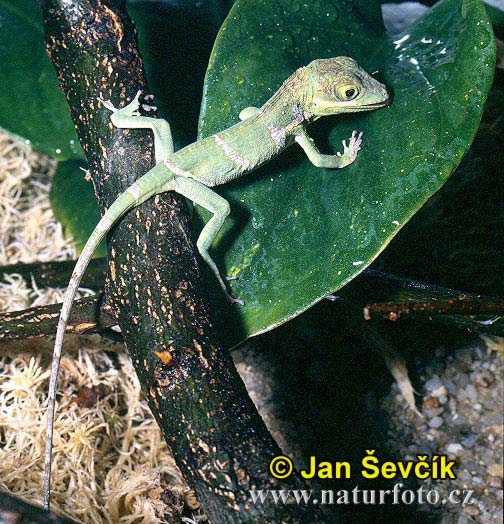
[43,56,390,508]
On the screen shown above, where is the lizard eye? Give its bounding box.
[337,85,359,100]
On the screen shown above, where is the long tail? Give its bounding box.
[43,164,168,509]
[43,212,116,509]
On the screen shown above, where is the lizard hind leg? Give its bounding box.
[101,91,174,162]
[173,176,244,305]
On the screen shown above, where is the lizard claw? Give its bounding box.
[221,280,244,305]
[119,91,143,117]
[339,130,363,165]
[99,90,143,116]
[218,276,244,305]
[226,293,245,306]
[98,97,118,112]
[349,130,363,154]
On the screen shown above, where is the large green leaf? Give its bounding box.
[376,73,504,299]
[0,0,83,159]
[197,0,495,344]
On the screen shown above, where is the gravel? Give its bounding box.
[428,416,444,428]
[382,338,503,524]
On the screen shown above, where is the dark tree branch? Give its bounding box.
[364,297,504,321]
[3,261,502,342]
[0,294,115,343]
[0,259,107,290]
[0,491,76,524]
[37,1,326,522]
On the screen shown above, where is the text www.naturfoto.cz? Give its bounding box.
[249,484,476,506]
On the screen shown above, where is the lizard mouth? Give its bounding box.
[364,96,393,108]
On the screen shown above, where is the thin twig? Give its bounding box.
[364,297,504,321]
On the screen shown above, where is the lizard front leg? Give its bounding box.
[173,176,244,305]
[100,91,174,162]
[295,128,363,168]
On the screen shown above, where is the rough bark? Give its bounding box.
[37,1,327,522]
[0,259,107,289]
[0,294,114,343]
[364,297,504,322]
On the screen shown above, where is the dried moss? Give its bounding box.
[0,130,192,523]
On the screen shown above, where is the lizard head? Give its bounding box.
[303,57,391,116]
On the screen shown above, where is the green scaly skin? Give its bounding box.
[43,56,390,509]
